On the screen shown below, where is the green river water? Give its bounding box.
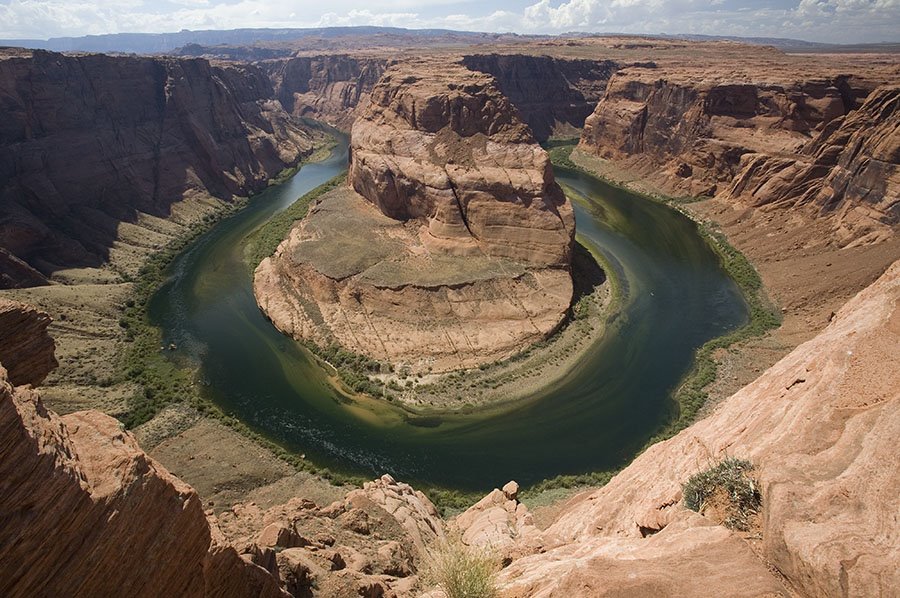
[149,137,748,491]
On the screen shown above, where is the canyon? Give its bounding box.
[0,30,898,598]
[1,255,897,596]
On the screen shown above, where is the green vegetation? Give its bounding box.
[683,457,761,531]
[117,204,245,429]
[422,535,499,598]
[244,173,346,269]
[113,143,368,488]
[544,137,580,170]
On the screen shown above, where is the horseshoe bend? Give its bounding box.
[254,60,576,376]
[0,23,898,598]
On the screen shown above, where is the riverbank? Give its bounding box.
[566,141,900,412]
[550,140,780,432]
[0,135,359,514]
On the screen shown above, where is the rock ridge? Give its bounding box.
[578,65,899,245]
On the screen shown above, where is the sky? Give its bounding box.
[0,0,898,44]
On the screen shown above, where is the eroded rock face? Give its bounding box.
[0,364,288,597]
[0,48,318,286]
[726,84,900,246]
[349,61,574,267]
[256,60,574,373]
[496,259,900,597]
[0,299,57,386]
[578,66,897,245]
[264,55,389,129]
[462,54,618,141]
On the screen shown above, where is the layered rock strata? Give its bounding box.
[462,53,618,141]
[495,259,900,596]
[263,55,389,129]
[0,48,318,286]
[726,84,899,246]
[0,299,56,386]
[579,65,898,245]
[0,305,447,597]
[255,61,575,373]
[0,365,288,598]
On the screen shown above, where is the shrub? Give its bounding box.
[682,457,760,531]
[422,535,498,598]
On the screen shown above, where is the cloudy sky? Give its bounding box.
[1,0,898,44]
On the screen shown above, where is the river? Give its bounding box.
[148,136,747,491]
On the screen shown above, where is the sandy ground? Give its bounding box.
[145,417,349,513]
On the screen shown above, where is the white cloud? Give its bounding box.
[0,0,897,43]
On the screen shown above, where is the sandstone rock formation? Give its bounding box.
[453,480,540,558]
[213,474,445,596]
[0,364,289,597]
[256,60,575,373]
[462,54,618,141]
[264,55,389,129]
[0,307,447,597]
[578,65,898,245]
[726,84,899,246]
[0,299,57,386]
[0,48,319,287]
[495,259,900,597]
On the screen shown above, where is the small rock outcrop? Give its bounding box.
[454,480,540,556]
[0,299,57,386]
[255,60,575,373]
[214,474,445,596]
[0,48,319,287]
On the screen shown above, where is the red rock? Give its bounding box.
[0,299,57,386]
[0,364,288,597]
[255,60,575,373]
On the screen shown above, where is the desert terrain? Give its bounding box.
[0,28,898,597]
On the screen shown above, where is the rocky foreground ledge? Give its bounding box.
[255,60,575,373]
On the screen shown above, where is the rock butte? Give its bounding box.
[255,60,575,373]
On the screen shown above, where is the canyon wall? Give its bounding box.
[0,49,319,287]
[0,366,288,597]
[726,84,899,246]
[263,55,389,129]
[462,53,618,141]
[578,65,898,244]
[255,60,575,373]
